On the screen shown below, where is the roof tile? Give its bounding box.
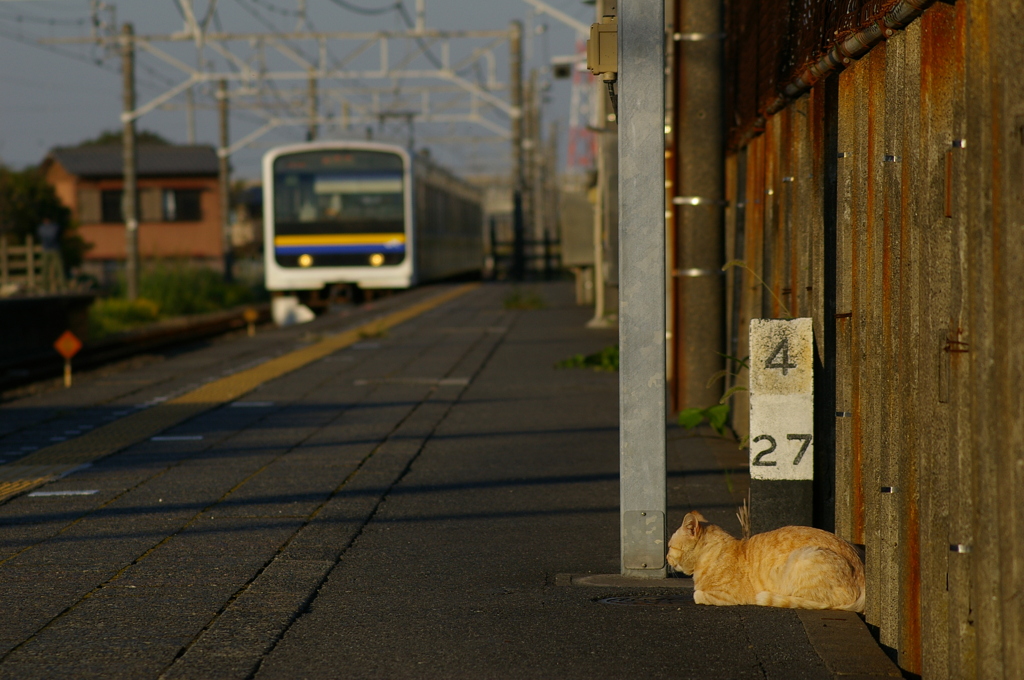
[47,145,219,178]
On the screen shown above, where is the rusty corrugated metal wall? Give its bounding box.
[715,0,1024,676]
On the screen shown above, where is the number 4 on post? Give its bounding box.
[764,337,798,376]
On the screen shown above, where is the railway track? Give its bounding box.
[1,303,272,397]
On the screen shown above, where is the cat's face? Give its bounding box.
[667,511,705,575]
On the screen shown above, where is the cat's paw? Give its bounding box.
[693,590,709,605]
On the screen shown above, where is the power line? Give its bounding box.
[0,8,90,28]
[0,24,118,72]
[243,0,303,18]
[323,0,400,17]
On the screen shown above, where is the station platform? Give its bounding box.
[0,282,899,679]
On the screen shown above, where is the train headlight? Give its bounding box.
[369,253,385,267]
[298,254,313,267]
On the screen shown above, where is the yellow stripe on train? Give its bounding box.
[274,233,406,246]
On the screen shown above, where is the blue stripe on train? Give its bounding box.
[276,244,406,255]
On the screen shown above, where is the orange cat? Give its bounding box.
[667,511,865,612]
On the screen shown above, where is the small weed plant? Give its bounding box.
[503,287,545,310]
[677,258,790,446]
[677,352,749,440]
[557,344,619,372]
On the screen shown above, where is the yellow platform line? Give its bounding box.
[0,283,478,504]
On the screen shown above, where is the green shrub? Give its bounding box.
[89,263,266,339]
[89,298,161,339]
[109,262,262,316]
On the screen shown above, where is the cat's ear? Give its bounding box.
[683,512,702,538]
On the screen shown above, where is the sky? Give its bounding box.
[0,0,595,179]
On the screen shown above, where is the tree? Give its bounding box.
[77,129,173,146]
[0,166,90,270]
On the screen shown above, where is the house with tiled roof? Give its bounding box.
[42,145,223,275]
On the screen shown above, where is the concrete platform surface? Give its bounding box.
[0,282,900,679]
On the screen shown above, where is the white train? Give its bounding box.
[263,141,483,297]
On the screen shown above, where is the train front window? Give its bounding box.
[273,151,404,234]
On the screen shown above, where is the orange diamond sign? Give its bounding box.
[54,330,83,359]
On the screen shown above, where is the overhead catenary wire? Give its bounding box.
[324,0,401,17]
[243,0,304,18]
[0,9,90,28]
[0,23,119,72]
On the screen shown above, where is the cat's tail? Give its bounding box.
[834,587,866,613]
[755,591,830,609]
[755,589,865,612]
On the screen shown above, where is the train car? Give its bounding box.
[263,141,483,295]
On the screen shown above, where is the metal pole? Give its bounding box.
[523,70,537,274]
[618,0,666,578]
[673,0,725,410]
[307,74,318,142]
[25,234,35,293]
[588,0,617,328]
[121,22,139,301]
[0,234,7,287]
[218,79,233,283]
[509,20,525,280]
[529,68,544,249]
[547,119,559,258]
[185,86,196,144]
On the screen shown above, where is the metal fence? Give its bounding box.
[720,0,1024,676]
[0,235,45,295]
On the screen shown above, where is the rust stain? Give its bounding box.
[810,85,826,180]
[765,116,782,318]
[748,135,766,319]
[904,453,922,673]
[666,143,679,411]
[851,371,865,544]
[898,62,921,673]
[945,328,970,353]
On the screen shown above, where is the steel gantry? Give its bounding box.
[44,3,519,158]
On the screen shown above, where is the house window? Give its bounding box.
[77,188,102,223]
[163,189,202,222]
[101,190,123,223]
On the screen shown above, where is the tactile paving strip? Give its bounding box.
[0,284,478,503]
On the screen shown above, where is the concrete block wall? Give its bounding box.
[718,1,1023,676]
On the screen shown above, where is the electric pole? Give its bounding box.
[307,74,318,141]
[509,20,525,280]
[523,68,537,271]
[121,22,139,301]
[186,86,196,144]
[588,0,618,328]
[218,79,233,283]
[673,0,725,410]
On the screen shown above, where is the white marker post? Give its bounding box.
[748,318,814,533]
